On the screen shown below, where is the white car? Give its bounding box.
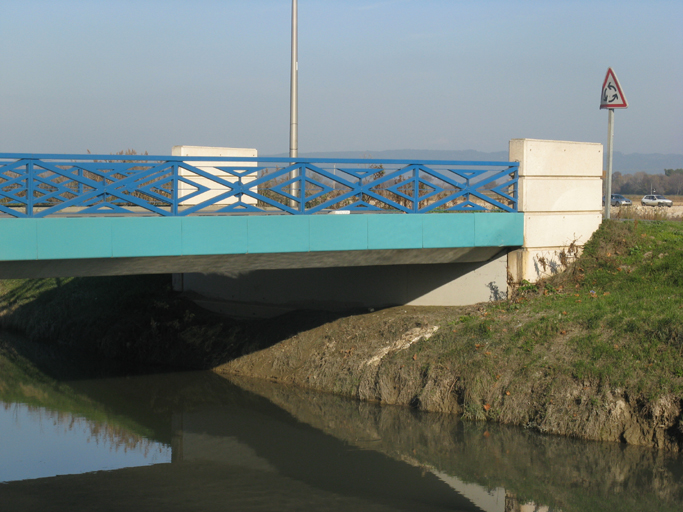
[641,194,673,207]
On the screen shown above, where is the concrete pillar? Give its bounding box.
[508,139,603,283]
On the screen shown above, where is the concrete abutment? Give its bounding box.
[507,138,603,283]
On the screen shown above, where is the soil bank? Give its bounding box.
[216,303,683,451]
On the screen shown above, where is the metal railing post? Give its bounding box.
[413,166,419,213]
[172,162,179,216]
[26,160,34,217]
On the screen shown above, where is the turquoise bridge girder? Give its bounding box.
[0,154,523,279]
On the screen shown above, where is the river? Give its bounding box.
[1,348,682,512]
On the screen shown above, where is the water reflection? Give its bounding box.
[0,403,170,482]
[225,375,683,512]
[0,356,681,512]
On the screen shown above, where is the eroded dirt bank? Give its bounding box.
[216,305,683,451]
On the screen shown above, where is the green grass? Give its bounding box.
[424,220,683,404]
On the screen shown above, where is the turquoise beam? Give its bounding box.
[0,213,523,263]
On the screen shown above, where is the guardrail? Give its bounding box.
[0,153,518,217]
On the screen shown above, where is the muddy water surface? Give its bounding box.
[1,357,682,512]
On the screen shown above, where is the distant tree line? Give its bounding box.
[612,169,683,196]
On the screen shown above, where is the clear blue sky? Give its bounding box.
[1,0,681,156]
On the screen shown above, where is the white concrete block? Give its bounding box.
[172,146,257,158]
[510,139,604,283]
[509,247,581,282]
[510,139,603,177]
[178,175,257,205]
[520,177,602,213]
[523,213,602,248]
[172,146,258,206]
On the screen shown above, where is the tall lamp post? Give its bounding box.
[290,0,298,159]
[289,0,299,209]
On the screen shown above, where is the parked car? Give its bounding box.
[641,194,673,207]
[603,194,632,207]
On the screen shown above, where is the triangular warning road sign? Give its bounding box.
[600,68,628,109]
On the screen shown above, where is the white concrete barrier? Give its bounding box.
[172,145,257,206]
[507,138,603,283]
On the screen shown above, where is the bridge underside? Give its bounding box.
[0,246,506,279]
[178,252,511,316]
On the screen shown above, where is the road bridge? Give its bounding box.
[0,139,603,310]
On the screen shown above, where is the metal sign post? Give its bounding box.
[605,108,614,219]
[600,68,628,220]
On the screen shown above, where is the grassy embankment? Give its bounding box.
[448,218,683,401]
[1,219,683,447]
[414,218,683,418]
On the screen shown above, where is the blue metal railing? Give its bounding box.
[0,153,518,218]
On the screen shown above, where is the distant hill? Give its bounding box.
[271,149,509,162]
[268,149,683,175]
[263,150,513,191]
[610,152,683,174]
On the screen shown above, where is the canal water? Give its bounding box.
[1,354,682,511]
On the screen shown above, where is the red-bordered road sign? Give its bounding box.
[600,68,628,109]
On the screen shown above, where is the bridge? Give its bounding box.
[0,139,603,311]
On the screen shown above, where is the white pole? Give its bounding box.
[604,108,614,220]
[289,0,298,158]
[289,0,299,209]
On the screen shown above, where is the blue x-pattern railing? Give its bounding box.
[0,153,518,218]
